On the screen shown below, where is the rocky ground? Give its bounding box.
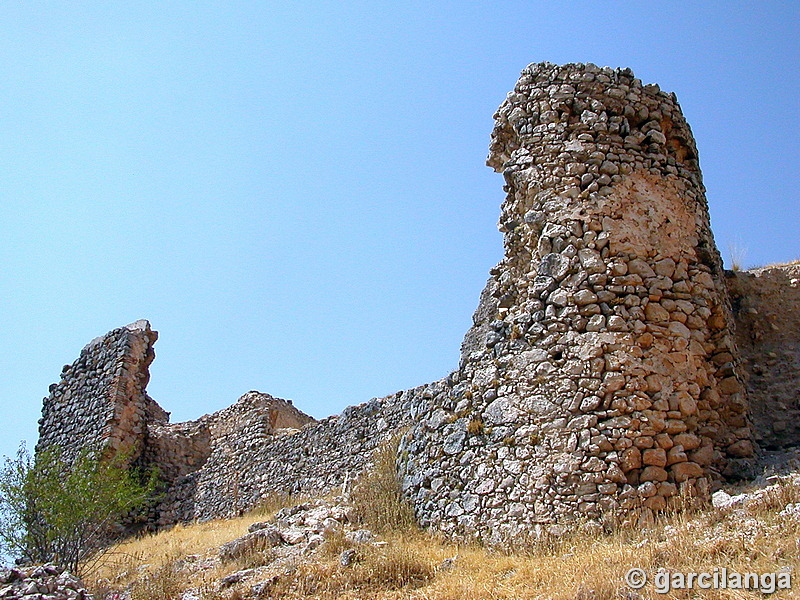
[1,565,92,600]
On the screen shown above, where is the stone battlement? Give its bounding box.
[35,63,800,546]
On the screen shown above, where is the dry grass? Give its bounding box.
[466,418,484,435]
[86,494,302,595]
[746,477,800,513]
[89,497,800,600]
[129,559,187,600]
[350,434,417,534]
[728,242,747,272]
[754,258,800,270]
[380,509,797,600]
[266,539,434,599]
[772,259,800,267]
[237,503,797,599]
[89,514,254,584]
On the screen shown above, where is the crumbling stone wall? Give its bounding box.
[151,382,439,526]
[397,62,755,546]
[140,390,315,486]
[37,320,165,467]
[728,264,800,449]
[36,320,431,529]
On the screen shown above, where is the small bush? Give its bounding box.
[466,419,484,435]
[0,443,158,576]
[350,435,417,534]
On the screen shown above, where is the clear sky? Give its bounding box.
[1,1,798,466]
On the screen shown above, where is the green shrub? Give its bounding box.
[0,443,157,576]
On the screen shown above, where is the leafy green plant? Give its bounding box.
[0,443,158,576]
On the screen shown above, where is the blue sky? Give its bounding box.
[1,1,798,466]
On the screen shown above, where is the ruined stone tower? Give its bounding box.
[397,62,754,546]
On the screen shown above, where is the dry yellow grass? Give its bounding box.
[231,500,800,600]
[87,494,303,594]
[755,258,800,270]
[129,560,188,600]
[91,513,256,582]
[266,535,435,599]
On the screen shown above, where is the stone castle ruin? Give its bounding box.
[36,63,800,545]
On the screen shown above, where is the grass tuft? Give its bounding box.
[349,434,418,534]
[467,419,484,435]
[130,559,187,600]
[267,542,434,598]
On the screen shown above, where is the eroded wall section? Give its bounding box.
[37,320,164,466]
[151,382,439,526]
[728,265,800,450]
